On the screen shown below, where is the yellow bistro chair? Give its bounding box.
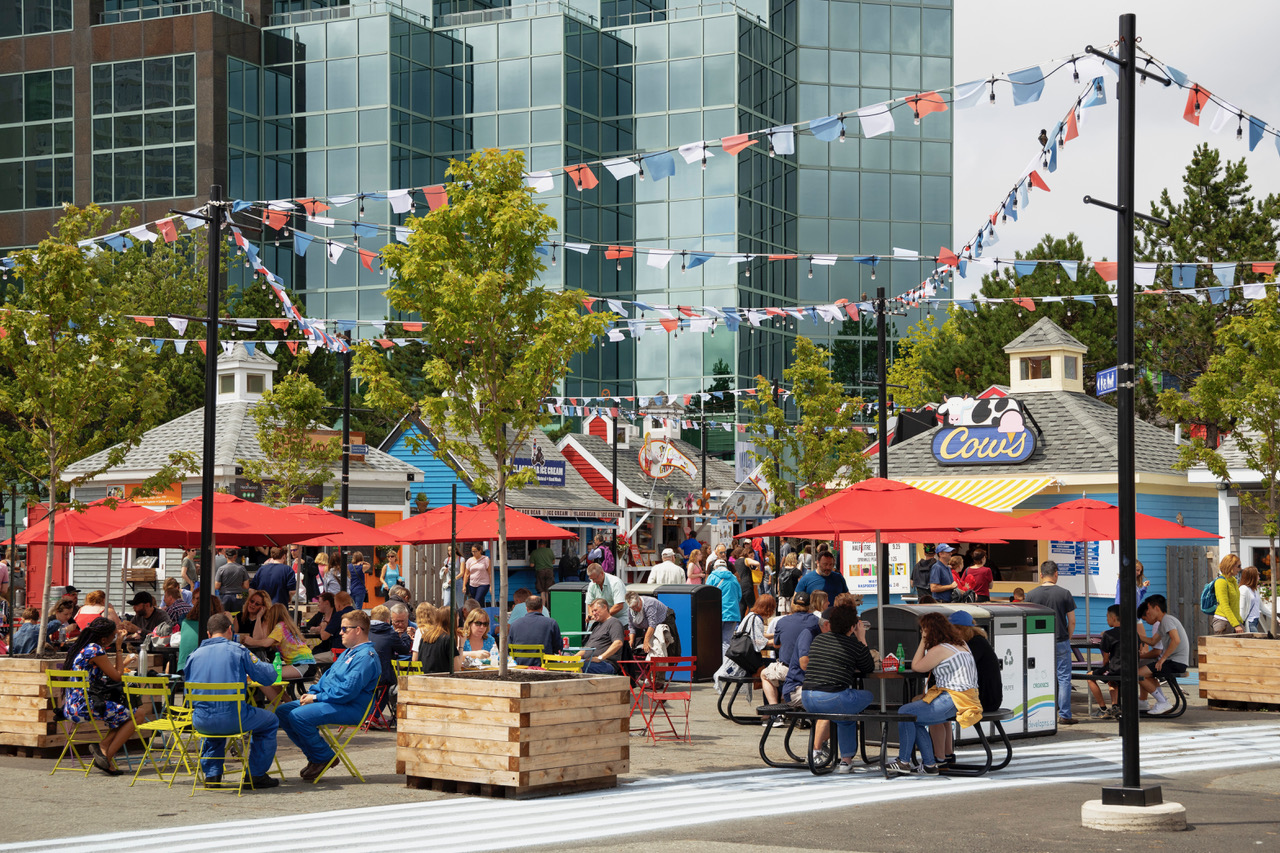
[541,653,586,673]
[184,682,256,796]
[313,695,376,784]
[508,644,545,667]
[391,659,422,677]
[46,669,107,777]
[124,675,193,787]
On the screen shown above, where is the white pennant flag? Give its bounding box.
[607,328,625,342]
[857,104,895,138]
[221,342,235,355]
[690,318,713,334]
[128,225,158,243]
[395,226,411,243]
[677,142,712,165]
[603,157,641,180]
[1209,103,1235,134]
[1243,281,1267,300]
[1134,263,1158,289]
[525,172,555,193]
[329,195,357,207]
[647,250,675,269]
[564,242,591,254]
[307,340,322,353]
[264,341,279,353]
[328,242,344,264]
[310,216,335,227]
[174,340,189,354]
[388,189,413,213]
[812,254,838,266]
[607,299,627,316]
[167,316,188,335]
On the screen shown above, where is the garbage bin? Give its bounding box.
[983,602,1057,738]
[655,584,722,681]
[547,581,589,649]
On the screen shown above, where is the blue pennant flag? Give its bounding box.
[1071,294,1095,305]
[807,306,821,325]
[1212,262,1237,288]
[243,342,256,357]
[1059,261,1078,281]
[535,245,549,255]
[1013,260,1038,278]
[1248,117,1266,152]
[1009,67,1045,106]
[647,151,676,182]
[957,259,968,279]
[1082,77,1107,109]
[153,340,164,354]
[633,301,655,311]
[1172,263,1197,288]
[810,115,842,142]
[1164,65,1188,87]
[686,252,712,270]
[104,235,131,252]
[337,320,356,333]
[1045,140,1058,173]
[721,310,741,332]
[232,200,253,214]
[352,221,378,240]
[293,232,315,257]
[244,243,260,269]
[1207,287,1228,304]
[955,300,976,312]
[1004,194,1018,222]
[973,236,983,258]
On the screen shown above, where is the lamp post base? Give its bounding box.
[1083,797,1186,833]
[1101,783,1163,807]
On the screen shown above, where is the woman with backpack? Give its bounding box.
[1209,554,1244,635]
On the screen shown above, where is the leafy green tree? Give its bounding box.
[353,150,613,675]
[239,367,341,508]
[1160,288,1280,627]
[742,336,871,514]
[0,205,186,652]
[885,317,963,409]
[916,233,1115,397]
[1136,144,1280,424]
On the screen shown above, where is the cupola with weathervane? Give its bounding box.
[1003,317,1088,394]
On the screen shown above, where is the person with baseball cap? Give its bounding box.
[648,547,686,585]
[125,591,167,637]
[929,544,959,602]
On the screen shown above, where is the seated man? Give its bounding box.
[388,602,413,635]
[276,609,382,781]
[763,592,819,707]
[509,588,532,622]
[183,612,281,789]
[580,598,626,675]
[507,595,562,664]
[1138,594,1186,716]
[368,605,412,687]
[125,591,167,639]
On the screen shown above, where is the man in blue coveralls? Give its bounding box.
[276,608,380,781]
[184,612,282,789]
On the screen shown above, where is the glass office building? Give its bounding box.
[0,0,951,407]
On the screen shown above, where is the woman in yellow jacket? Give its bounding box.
[1212,554,1244,635]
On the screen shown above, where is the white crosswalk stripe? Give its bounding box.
[5,724,1279,853]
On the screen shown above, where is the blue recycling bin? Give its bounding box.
[655,583,721,682]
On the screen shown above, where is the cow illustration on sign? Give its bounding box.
[938,395,1027,435]
[638,433,698,479]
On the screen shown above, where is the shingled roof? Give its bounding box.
[885,390,1183,477]
[1003,317,1089,354]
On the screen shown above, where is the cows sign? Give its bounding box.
[932,396,1037,466]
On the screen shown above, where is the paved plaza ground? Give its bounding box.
[0,681,1276,852]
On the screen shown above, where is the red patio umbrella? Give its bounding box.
[380,502,577,545]
[280,505,409,547]
[3,499,156,547]
[1018,498,1219,541]
[88,492,341,548]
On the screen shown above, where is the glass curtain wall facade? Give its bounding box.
[0,0,951,414]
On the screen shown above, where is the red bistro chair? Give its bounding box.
[639,656,696,743]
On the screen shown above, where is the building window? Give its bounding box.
[246,374,265,394]
[91,55,196,203]
[1064,356,1077,380]
[219,374,235,394]
[0,0,73,39]
[1020,356,1052,380]
[0,68,75,211]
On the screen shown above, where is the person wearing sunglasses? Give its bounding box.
[458,608,496,666]
[276,609,380,782]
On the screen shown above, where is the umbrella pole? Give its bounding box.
[450,484,457,677]
[1084,544,1092,716]
[876,530,886,712]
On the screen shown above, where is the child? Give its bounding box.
[1011,588,1025,602]
[1089,605,1124,718]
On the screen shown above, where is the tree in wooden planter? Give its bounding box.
[354,149,613,671]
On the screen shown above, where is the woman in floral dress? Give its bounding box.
[61,617,145,775]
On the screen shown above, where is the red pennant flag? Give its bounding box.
[678,306,698,318]
[564,164,599,191]
[907,91,948,120]
[625,396,634,402]
[989,212,998,227]
[402,322,423,332]
[265,209,289,231]
[358,248,377,271]
[1012,298,1036,311]
[1093,262,1119,283]
[377,339,394,349]
[422,186,449,211]
[1252,263,1275,275]
[198,340,207,354]
[232,229,247,248]
[721,133,757,155]
[582,298,596,313]
[132,316,155,326]
[610,407,618,418]
[1028,171,1051,192]
[269,318,290,331]
[745,389,757,396]
[768,254,798,260]
[765,307,786,317]
[737,425,747,433]
[604,246,634,260]
[286,341,299,355]
[1063,110,1079,144]
[843,302,859,320]
[156,218,178,242]
[937,246,960,268]
[683,394,692,405]
[659,318,679,333]
[1183,85,1211,126]
[298,198,330,217]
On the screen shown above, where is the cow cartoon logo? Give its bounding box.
[932,396,1035,466]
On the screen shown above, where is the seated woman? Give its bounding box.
[457,608,495,666]
[260,603,317,702]
[930,610,1003,766]
[73,590,121,631]
[61,617,146,776]
[236,590,274,658]
[887,612,981,776]
[177,596,224,671]
[800,605,878,772]
[318,553,341,595]
[413,605,461,673]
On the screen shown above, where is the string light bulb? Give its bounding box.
[681,252,687,273]
[1194,96,1202,117]
[913,107,921,126]
[1072,61,1080,83]
[870,267,876,281]
[701,152,707,170]
[551,245,557,266]
[808,259,813,279]
[616,258,622,272]
[989,82,996,105]
[637,160,645,181]
[838,116,846,143]
[1236,115,1244,141]
[768,135,775,157]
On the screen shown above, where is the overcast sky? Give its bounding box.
[953,0,1280,294]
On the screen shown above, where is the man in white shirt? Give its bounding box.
[585,562,628,635]
[648,548,686,586]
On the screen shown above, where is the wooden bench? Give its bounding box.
[755,703,917,778]
[1070,671,1187,718]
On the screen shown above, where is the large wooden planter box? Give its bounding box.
[395,671,631,799]
[1198,634,1280,709]
[0,657,67,755]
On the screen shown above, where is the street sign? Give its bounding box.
[1095,366,1117,396]
[348,444,369,455]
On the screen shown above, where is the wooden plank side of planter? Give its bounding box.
[0,695,50,711]
[0,720,56,735]
[403,673,628,700]
[0,684,51,698]
[397,689,630,714]
[0,659,60,673]
[0,671,54,686]
[398,714,627,742]
[1199,636,1280,705]
[520,758,629,787]
[397,730,630,758]
[398,744,628,774]
[0,707,55,723]
[0,732,68,748]
[396,701,629,728]
[401,758,520,787]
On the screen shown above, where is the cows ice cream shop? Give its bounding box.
[881,318,1219,635]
